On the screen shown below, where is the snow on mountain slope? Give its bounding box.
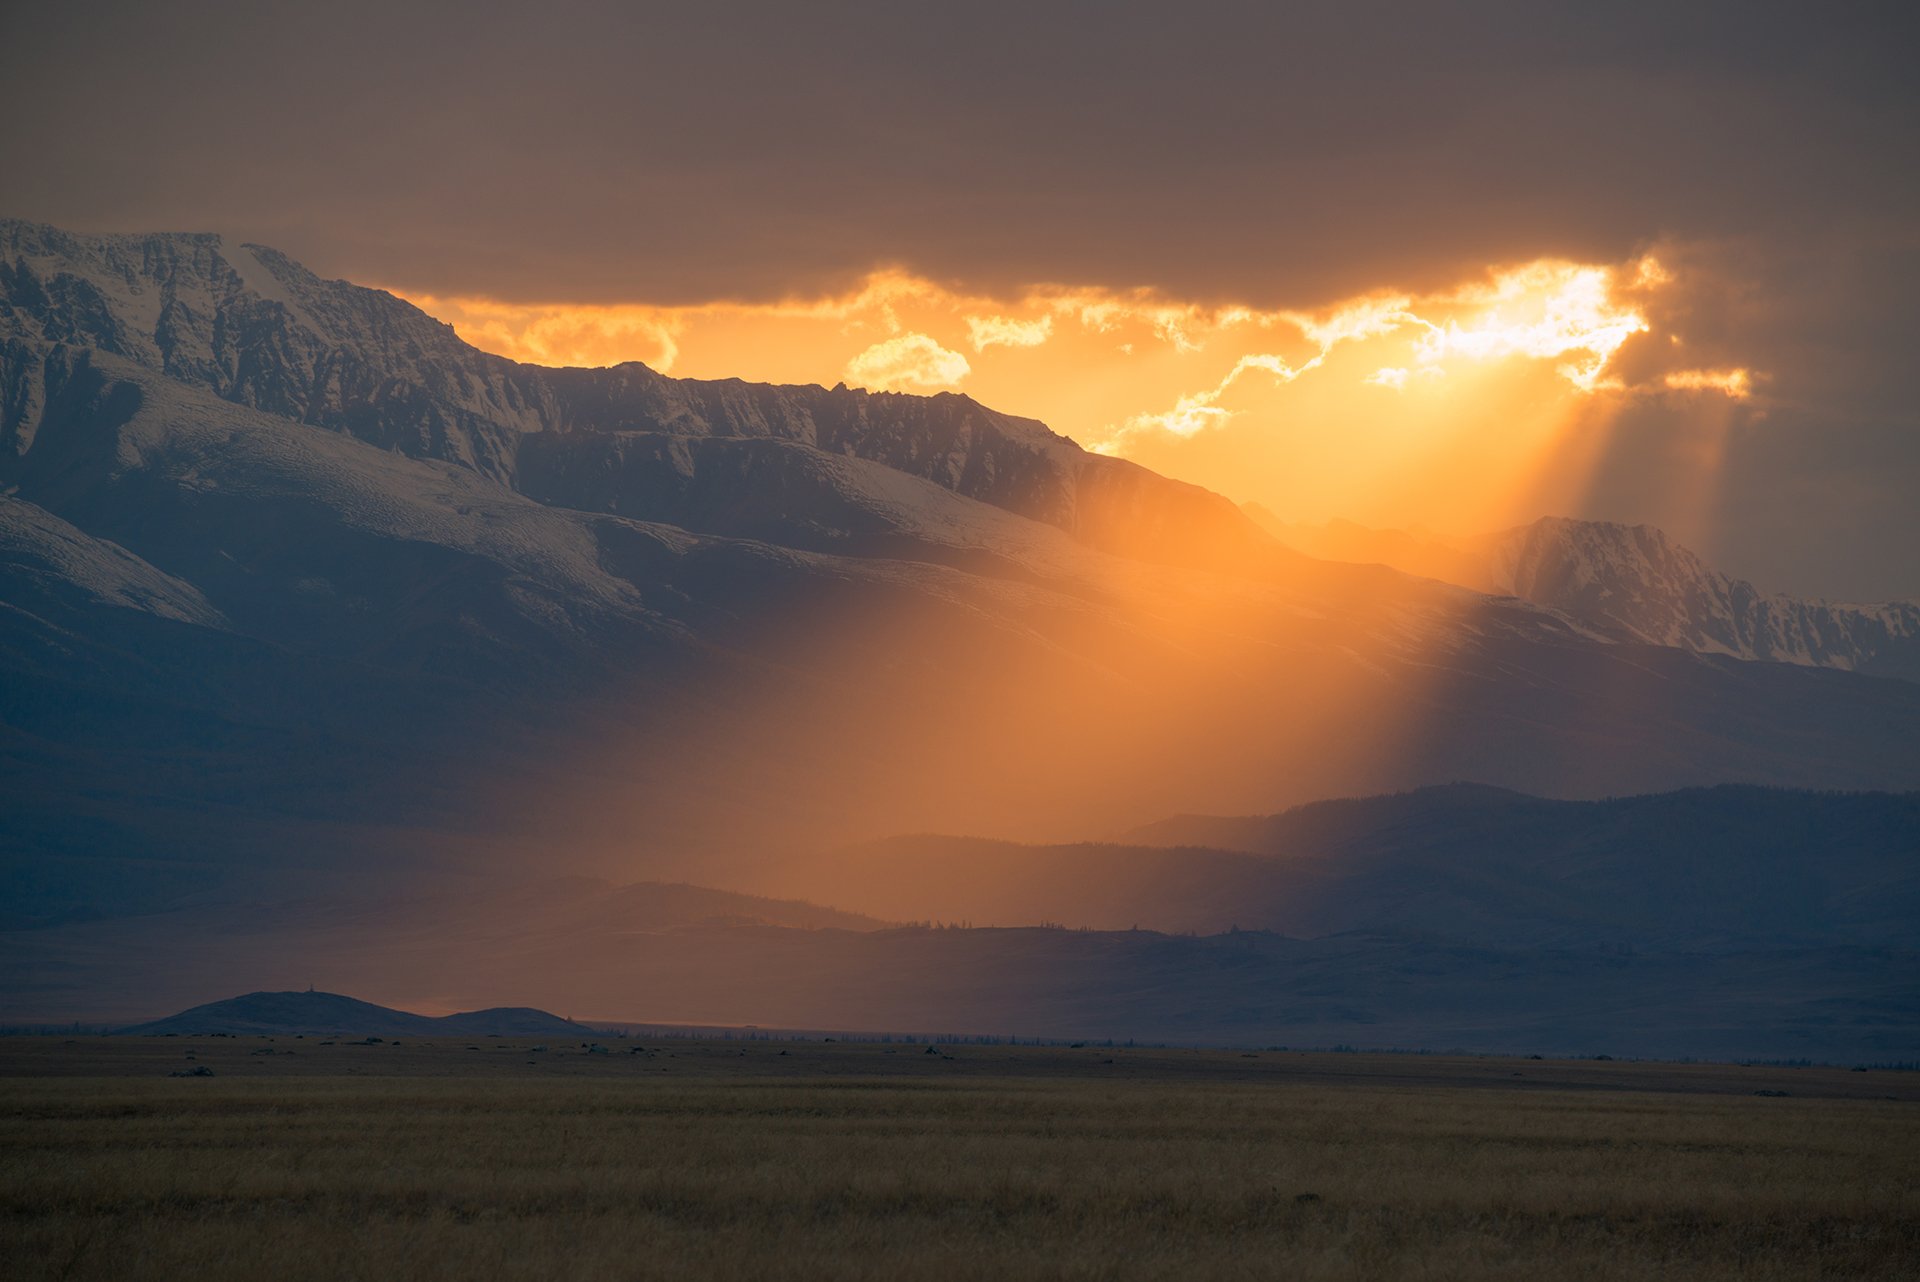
[0,219,1273,569]
[511,429,1137,587]
[0,493,222,627]
[7,345,1179,683]
[0,221,547,475]
[1486,518,1920,681]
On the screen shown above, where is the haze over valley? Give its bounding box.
[1,220,1914,1061]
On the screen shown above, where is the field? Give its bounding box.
[3,1038,1916,1280]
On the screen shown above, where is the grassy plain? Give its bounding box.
[2,1038,1915,1281]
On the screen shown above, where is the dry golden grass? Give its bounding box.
[2,1041,1915,1280]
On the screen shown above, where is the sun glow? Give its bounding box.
[382,253,1772,866]
[1406,262,1649,391]
[393,250,1751,542]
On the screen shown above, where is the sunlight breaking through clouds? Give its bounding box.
[1408,263,1649,392]
[394,251,1756,538]
[1106,261,1655,441]
[397,257,1673,429]
[1088,261,1658,451]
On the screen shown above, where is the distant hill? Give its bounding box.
[122,990,586,1037]
[77,926,1920,1063]
[7,784,1911,1060]
[773,784,1920,950]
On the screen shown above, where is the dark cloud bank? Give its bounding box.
[3,0,1915,596]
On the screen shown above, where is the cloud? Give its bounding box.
[1410,263,1649,392]
[1283,295,1417,350]
[1112,353,1315,441]
[844,333,972,392]
[1105,258,1661,446]
[1366,367,1411,390]
[966,313,1053,351]
[1662,368,1754,399]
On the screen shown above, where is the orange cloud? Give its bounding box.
[1662,368,1754,399]
[966,313,1053,350]
[844,333,972,392]
[1365,367,1413,390]
[1103,353,1317,449]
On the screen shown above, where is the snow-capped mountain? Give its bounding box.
[0,219,1266,570]
[1259,511,1920,682]
[1484,518,1920,681]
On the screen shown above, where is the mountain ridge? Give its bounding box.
[764,783,1920,949]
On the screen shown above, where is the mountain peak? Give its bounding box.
[1485,516,1920,677]
[1262,514,1920,680]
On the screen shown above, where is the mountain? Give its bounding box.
[766,784,1920,950]
[1262,514,1920,681]
[5,217,1920,938]
[1487,518,1920,681]
[0,218,1271,570]
[121,989,586,1037]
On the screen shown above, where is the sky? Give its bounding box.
[4,0,1916,598]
